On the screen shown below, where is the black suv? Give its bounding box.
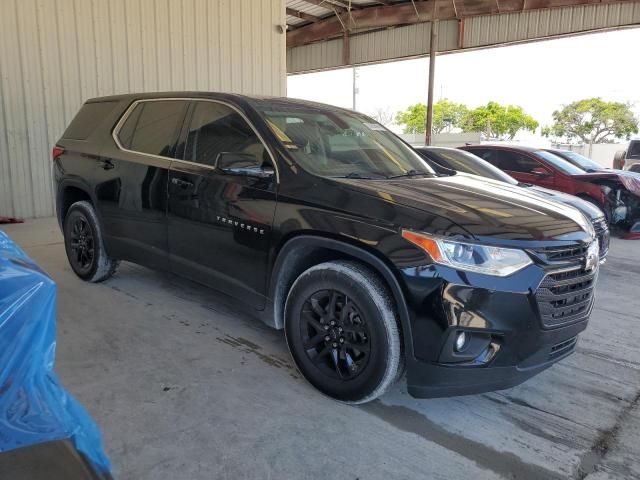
[54,93,600,403]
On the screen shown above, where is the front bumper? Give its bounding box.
[399,250,596,398]
[406,319,586,398]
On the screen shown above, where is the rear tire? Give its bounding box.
[63,201,118,282]
[284,260,402,404]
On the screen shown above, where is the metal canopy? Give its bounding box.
[286,0,640,73]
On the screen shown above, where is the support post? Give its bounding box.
[425,19,438,146]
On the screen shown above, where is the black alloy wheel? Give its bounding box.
[63,200,118,282]
[285,260,402,404]
[300,289,371,380]
[68,215,95,274]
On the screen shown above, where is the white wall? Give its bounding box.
[400,132,482,147]
[0,0,286,219]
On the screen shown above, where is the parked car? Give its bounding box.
[616,139,640,171]
[415,146,609,259]
[545,148,640,179]
[54,93,600,403]
[460,144,640,238]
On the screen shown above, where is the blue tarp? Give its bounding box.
[0,230,111,475]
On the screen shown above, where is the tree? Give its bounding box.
[461,101,539,140]
[395,99,469,134]
[542,98,638,145]
[395,103,427,134]
[433,99,469,134]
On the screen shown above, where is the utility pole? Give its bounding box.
[425,19,439,146]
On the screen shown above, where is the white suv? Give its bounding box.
[619,139,640,171]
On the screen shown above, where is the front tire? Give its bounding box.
[284,260,402,404]
[63,200,118,282]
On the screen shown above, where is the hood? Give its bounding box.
[526,185,603,221]
[571,171,640,196]
[333,174,593,243]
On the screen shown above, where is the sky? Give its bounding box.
[287,27,640,141]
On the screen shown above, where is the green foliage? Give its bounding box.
[395,99,469,134]
[395,103,427,134]
[461,101,539,140]
[432,99,469,134]
[542,98,638,144]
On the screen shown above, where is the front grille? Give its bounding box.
[592,217,610,258]
[531,245,588,264]
[536,266,597,328]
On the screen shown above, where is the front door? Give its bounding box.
[502,151,556,189]
[167,100,277,308]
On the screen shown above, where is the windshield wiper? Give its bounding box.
[388,169,432,179]
[334,172,376,179]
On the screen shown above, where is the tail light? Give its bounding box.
[52,146,65,160]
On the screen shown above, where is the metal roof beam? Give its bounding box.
[297,0,347,14]
[286,7,322,23]
[288,2,453,46]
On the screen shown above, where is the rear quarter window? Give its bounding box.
[62,101,118,140]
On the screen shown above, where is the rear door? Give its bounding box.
[167,100,278,308]
[99,99,188,269]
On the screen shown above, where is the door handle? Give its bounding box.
[171,177,194,188]
[99,159,115,170]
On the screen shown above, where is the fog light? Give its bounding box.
[455,331,467,352]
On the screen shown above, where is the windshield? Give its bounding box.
[255,102,435,179]
[553,150,605,172]
[534,150,586,175]
[420,148,518,185]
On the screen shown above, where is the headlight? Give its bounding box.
[402,230,533,276]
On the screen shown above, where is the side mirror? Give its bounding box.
[531,167,551,178]
[215,152,275,179]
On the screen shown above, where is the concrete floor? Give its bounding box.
[3,217,640,480]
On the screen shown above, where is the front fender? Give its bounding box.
[266,233,416,362]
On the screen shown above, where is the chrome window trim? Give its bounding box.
[111,97,280,182]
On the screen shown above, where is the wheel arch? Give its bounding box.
[266,233,413,358]
[57,179,95,228]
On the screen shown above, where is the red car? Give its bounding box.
[460,144,640,237]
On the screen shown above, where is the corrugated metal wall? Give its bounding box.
[0,0,286,219]
[287,1,640,74]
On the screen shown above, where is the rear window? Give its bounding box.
[63,101,118,140]
[629,141,640,158]
[117,100,187,157]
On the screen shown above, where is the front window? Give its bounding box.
[534,150,586,175]
[255,102,435,179]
